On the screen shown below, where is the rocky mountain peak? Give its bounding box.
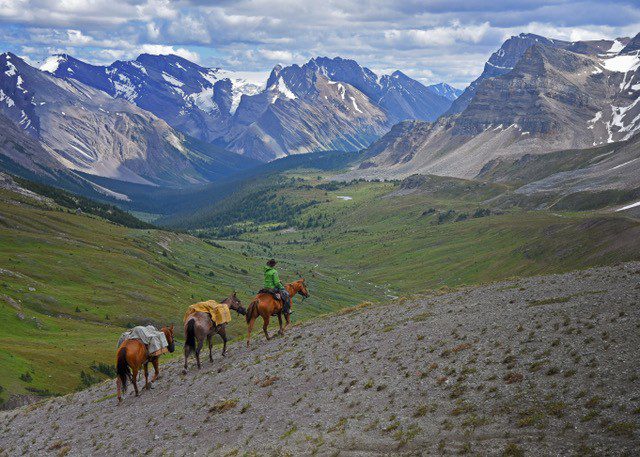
[621,32,640,54]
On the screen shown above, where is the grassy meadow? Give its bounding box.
[0,189,379,404]
[1,166,640,404]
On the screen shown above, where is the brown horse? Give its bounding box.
[116,325,175,403]
[245,278,309,347]
[183,293,245,372]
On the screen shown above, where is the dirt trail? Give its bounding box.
[1,263,639,456]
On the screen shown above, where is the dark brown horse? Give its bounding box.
[116,325,175,403]
[246,278,309,347]
[183,293,245,372]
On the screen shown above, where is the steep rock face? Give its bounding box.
[222,57,452,160]
[0,53,253,188]
[343,33,640,181]
[445,34,631,116]
[447,33,561,115]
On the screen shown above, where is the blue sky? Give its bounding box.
[0,1,638,87]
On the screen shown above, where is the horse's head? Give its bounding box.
[223,291,246,315]
[293,278,309,299]
[162,325,175,353]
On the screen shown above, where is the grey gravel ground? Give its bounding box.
[1,263,639,456]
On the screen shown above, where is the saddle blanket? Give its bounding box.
[118,325,168,356]
[184,300,231,325]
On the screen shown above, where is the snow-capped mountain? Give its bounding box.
[41,53,453,161]
[344,32,640,182]
[426,83,463,101]
[0,52,256,192]
[222,57,453,160]
[40,53,264,143]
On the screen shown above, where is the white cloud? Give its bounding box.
[0,1,638,87]
[384,21,492,48]
[138,45,200,63]
[258,49,296,62]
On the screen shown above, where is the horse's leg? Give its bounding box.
[262,313,271,340]
[183,343,191,373]
[195,336,204,369]
[143,362,150,390]
[277,312,284,336]
[132,365,140,397]
[116,376,122,403]
[219,325,228,356]
[247,316,256,348]
[151,357,159,382]
[285,310,291,330]
[207,332,213,363]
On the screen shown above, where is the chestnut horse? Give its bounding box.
[116,325,175,403]
[246,278,309,347]
[183,293,245,372]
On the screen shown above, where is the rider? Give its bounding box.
[264,259,291,314]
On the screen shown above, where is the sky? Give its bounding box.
[0,0,638,88]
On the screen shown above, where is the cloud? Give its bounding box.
[137,45,201,62]
[383,21,492,48]
[0,0,638,86]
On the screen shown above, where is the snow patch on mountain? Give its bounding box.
[603,53,640,73]
[607,39,626,54]
[0,89,15,107]
[276,76,296,100]
[350,96,363,113]
[107,70,138,102]
[40,55,66,74]
[606,97,640,142]
[162,72,184,87]
[187,87,216,113]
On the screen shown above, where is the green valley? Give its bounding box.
[2,157,640,407]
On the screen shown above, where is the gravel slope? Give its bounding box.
[1,263,639,456]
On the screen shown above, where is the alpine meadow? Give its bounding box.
[0,1,639,455]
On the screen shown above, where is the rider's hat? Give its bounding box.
[267,259,277,267]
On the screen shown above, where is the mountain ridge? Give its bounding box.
[0,52,258,194]
[341,32,640,183]
[40,53,454,161]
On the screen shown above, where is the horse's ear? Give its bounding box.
[170,324,174,331]
[233,290,237,297]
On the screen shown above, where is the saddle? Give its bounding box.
[259,288,281,301]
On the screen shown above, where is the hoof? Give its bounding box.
[182,368,187,375]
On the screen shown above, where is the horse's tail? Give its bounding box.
[245,299,258,323]
[185,319,196,349]
[116,346,131,393]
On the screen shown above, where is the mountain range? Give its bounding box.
[0,52,257,196]
[347,32,640,188]
[1,31,638,204]
[40,54,454,162]
[0,52,457,192]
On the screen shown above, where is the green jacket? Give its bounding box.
[264,266,284,290]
